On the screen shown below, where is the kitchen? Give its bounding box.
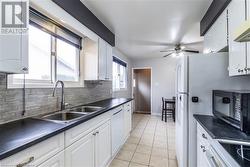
[0,0,250,167]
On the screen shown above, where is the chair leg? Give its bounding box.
[165,110,167,122]
[173,110,176,122]
[162,109,164,121]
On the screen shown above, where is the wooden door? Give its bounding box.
[133,69,151,113]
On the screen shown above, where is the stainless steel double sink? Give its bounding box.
[39,106,104,124]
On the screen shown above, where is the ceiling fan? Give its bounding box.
[161,44,199,57]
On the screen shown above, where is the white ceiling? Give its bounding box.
[81,0,212,59]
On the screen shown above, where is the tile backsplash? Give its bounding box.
[0,73,112,123]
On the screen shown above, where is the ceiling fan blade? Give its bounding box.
[182,41,203,46]
[183,49,199,53]
[163,53,173,58]
[130,40,176,46]
[160,49,175,53]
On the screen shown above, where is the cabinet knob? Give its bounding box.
[200,145,206,152]
[244,68,248,72]
[22,67,28,72]
[202,133,207,139]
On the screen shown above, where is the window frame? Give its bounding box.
[7,9,83,89]
[112,56,128,92]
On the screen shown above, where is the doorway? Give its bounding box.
[132,68,152,114]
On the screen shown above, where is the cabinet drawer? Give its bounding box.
[65,110,112,147]
[0,133,64,167]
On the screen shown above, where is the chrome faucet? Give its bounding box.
[52,80,65,111]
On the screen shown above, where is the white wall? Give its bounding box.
[132,57,177,115]
[112,48,133,98]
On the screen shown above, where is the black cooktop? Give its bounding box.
[220,143,250,167]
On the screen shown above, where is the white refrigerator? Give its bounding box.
[175,53,250,167]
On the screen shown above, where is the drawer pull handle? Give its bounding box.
[16,156,34,167]
[113,109,123,115]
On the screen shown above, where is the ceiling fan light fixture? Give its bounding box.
[172,53,177,57]
[180,46,186,50]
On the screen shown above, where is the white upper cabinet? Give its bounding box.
[83,37,112,80]
[228,0,247,76]
[98,38,108,80]
[246,0,250,74]
[106,44,113,80]
[98,38,113,80]
[0,0,29,74]
[204,9,228,53]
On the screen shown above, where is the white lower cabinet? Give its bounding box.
[0,102,132,167]
[0,134,64,167]
[65,131,95,167]
[95,121,111,167]
[65,120,111,167]
[38,151,64,167]
[124,102,132,140]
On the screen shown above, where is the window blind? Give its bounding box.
[29,8,82,49]
[113,56,127,67]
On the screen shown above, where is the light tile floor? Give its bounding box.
[109,114,178,167]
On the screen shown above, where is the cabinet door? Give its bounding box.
[106,44,113,80]
[0,0,28,74]
[246,0,250,74]
[37,151,64,167]
[203,26,213,53]
[95,121,111,167]
[228,0,247,76]
[65,132,95,167]
[98,38,107,80]
[124,103,132,139]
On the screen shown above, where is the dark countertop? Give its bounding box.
[194,114,250,167]
[0,98,133,160]
[193,114,250,142]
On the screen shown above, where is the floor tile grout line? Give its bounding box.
[128,115,150,166]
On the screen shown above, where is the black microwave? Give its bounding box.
[213,90,250,134]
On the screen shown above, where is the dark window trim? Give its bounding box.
[30,7,82,49]
[113,56,127,67]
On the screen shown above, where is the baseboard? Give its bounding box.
[151,113,161,116]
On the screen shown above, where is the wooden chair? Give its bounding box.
[162,97,175,122]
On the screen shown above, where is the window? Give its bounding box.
[113,57,127,91]
[8,8,82,88]
[56,39,79,82]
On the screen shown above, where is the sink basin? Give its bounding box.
[41,112,86,123]
[69,106,103,114]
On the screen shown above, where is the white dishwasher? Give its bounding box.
[111,107,124,155]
